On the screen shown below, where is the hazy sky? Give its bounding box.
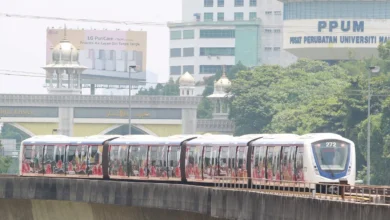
[0,0,181,93]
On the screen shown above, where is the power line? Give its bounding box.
[0,13,167,26]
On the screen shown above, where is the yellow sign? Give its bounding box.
[0,109,32,116]
[106,110,150,118]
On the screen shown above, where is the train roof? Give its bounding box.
[109,134,200,146]
[69,135,121,145]
[186,134,236,146]
[22,135,72,145]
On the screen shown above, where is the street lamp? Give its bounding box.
[128,65,137,135]
[367,66,380,185]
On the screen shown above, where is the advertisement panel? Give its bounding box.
[46,28,147,85]
[283,19,390,60]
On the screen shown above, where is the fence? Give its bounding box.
[213,177,390,205]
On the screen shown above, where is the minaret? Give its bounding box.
[42,25,87,95]
[207,66,232,119]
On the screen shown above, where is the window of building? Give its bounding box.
[204,12,214,21]
[98,50,105,59]
[183,48,194,57]
[274,47,280,51]
[183,65,194,74]
[250,0,257,7]
[183,30,195,39]
[234,12,244,21]
[218,0,224,7]
[217,12,224,21]
[170,66,181,75]
[109,50,115,60]
[204,0,213,7]
[274,11,282,15]
[249,12,257,20]
[200,29,235,38]
[170,48,181,57]
[265,11,272,15]
[170,30,181,40]
[200,65,232,74]
[200,47,235,56]
[235,0,244,7]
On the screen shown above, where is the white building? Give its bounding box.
[168,0,297,82]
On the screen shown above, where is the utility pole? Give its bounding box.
[367,66,380,185]
[128,65,136,135]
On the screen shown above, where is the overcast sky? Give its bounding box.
[0,0,181,93]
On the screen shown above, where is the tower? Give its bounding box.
[179,72,195,96]
[42,25,87,95]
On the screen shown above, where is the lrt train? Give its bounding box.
[19,133,356,187]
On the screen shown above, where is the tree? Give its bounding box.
[137,78,179,96]
[197,62,247,119]
[0,140,12,174]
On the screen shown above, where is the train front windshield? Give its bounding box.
[312,141,349,172]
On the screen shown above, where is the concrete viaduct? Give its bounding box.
[0,176,389,220]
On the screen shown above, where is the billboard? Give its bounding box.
[283,19,390,60]
[46,28,147,86]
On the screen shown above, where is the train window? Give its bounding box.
[253,146,266,179]
[88,145,103,176]
[253,147,260,178]
[168,146,181,178]
[237,146,247,178]
[281,146,293,181]
[185,146,202,179]
[218,146,229,177]
[22,145,43,174]
[149,146,168,178]
[129,146,148,177]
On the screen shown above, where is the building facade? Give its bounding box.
[168,0,297,82]
[281,0,390,61]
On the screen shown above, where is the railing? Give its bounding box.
[0,94,203,106]
[213,177,390,205]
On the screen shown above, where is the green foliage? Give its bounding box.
[0,141,13,174]
[137,78,179,96]
[228,56,390,185]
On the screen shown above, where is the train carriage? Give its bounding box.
[107,134,199,181]
[19,135,119,178]
[250,133,356,188]
[18,132,356,190]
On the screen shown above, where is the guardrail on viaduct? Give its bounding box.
[0,176,389,220]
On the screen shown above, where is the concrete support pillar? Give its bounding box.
[91,84,95,95]
[58,107,74,136]
[181,108,197,134]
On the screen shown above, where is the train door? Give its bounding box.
[252,146,267,184]
[203,146,216,180]
[167,145,181,180]
[88,145,103,178]
[237,146,248,179]
[272,146,281,181]
[128,145,148,178]
[229,146,236,178]
[185,145,202,180]
[21,144,44,176]
[266,146,273,181]
[217,146,229,178]
[65,145,88,177]
[148,146,168,179]
[295,146,305,181]
[43,145,66,176]
[108,145,129,178]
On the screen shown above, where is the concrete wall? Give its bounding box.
[0,176,389,220]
